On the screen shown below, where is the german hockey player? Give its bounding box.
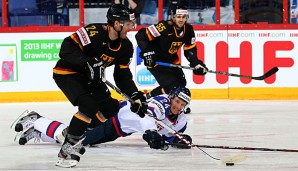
[135,2,208,114]
[52,4,147,167]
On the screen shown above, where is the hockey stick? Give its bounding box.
[102,78,246,165]
[154,118,246,165]
[156,61,279,80]
[170,143,298,152]
[196,144,298,153]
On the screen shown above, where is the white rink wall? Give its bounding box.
[0,29,297,101]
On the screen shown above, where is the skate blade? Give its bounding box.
[10,110,30,130]
[56,158,78,168]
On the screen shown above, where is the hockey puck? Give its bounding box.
[226,162,234,166]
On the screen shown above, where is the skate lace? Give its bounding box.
[33,131,41,143]
[62,137,85,155]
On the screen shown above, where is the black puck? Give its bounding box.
[226,162,234,166]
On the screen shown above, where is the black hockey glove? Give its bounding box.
[85,57,104,82]
[143,130,166,149]
[130,91,147,118]
[191,60,208,75]
[140,51,156,67]
[173,134,192,148]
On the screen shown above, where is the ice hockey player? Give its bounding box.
[51,3,147,167]
[13,86,193,160]
[135,2,208,114]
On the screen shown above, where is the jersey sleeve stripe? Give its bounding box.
[183,43,196,50]
[70,34,84,51]
[147,25,160,39]
[76,27,91,46]
[53,68,78,75]
[119,64,129,68]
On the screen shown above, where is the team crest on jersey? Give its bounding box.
[168,42,182,54]
[100,54,114,64]
[76,27,91,46]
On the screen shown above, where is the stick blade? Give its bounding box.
[252,67,279,80]
[220,154,247,165]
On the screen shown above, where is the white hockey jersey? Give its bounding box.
[113,94,188,143]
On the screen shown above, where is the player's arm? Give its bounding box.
[59,24,98,70]
[59,36,88,69]
[135,21,168,67]
[114,46,147,118]
[183,25,208,75]
[163,124,192,149]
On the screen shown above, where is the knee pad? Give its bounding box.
[77,95,99,118]
[98,98,120,119]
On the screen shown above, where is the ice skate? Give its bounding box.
[17,127,41,145]
[11,110,41,132]
[56,134,86,168]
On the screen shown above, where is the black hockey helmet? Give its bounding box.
[107,4,135,26]
[169,86,191,105]
[167,1,188,19]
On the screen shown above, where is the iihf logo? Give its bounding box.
[135,46,157,86]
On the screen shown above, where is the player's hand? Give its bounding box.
[172,134,192,149]
[140,51,156,67]
[143,130,166,149]
[191,61,208,75]
[130,91,147,118]
[85,57,104,82]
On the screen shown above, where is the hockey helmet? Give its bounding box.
[167,2,188,19]
[107,4,136,26]
[169,86,191,105]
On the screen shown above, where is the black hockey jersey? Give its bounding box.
[53,23,138,95]
[135,20,198,65]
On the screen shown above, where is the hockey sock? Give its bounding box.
[34,117,67,142]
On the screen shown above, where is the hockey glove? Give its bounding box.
[130,91,147,118]
[143,130,165,149]
[172,134,192,149]
[191,60,208,75]
[85,57,104,82]
[140,51,156,67]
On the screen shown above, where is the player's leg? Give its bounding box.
[83,118,120,146]
[16,116,67,145]
[54,74,119,167]
[33,117,68,143]
[147,66,186,95]
[53,74,92,167]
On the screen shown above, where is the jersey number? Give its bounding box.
[156,23,166,32]
[86,25,99,37]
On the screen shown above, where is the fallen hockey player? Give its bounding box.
[12,86,193,166]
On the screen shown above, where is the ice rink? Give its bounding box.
[1,100,298,170]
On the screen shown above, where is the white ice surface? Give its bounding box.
[0,100,298,170]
